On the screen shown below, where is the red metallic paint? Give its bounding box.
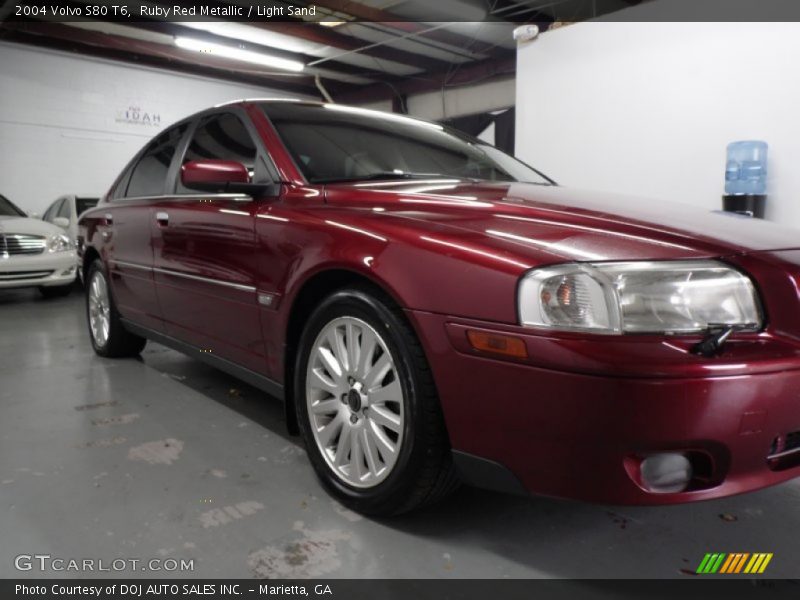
[181,159,250,188]
[150,193,268,374]
[411,309,800,504]
[78,101,800,504]
[99,201,163,333]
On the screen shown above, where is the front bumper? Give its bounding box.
[410,310,800,505]
[0,251,77,289]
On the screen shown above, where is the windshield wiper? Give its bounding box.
[314,172,457,184]
[692,323,757,357]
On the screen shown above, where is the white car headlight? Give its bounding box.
[47,233,72,253]
[518,261,762,334]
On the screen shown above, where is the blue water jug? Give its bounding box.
[725,141,768,195]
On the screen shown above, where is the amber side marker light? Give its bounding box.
[466,330,528,359]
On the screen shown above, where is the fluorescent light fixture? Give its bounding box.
[181,22,311,54]
[174,36,304,72]
[319,20,346,27]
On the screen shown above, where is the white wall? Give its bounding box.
[0,42,309,214]
[354,100,393,113]
[515,18,800,225]
[477,121,495,145]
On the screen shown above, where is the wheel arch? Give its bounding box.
[282,267,411,435]
[82,245,101,281]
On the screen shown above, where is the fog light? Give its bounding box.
[640,453,692,493]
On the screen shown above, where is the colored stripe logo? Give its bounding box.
[696,553,772,574]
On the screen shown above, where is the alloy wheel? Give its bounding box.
[88,270,111,347]
[305,316,405,488]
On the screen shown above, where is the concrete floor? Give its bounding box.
[1,287,798,579]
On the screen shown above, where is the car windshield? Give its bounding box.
[0,195,26,217]
[260,103,553,185]
[76,197,99,216]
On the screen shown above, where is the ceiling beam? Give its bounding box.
[330,55,516,105]
[127,20,391,81]
[307,0,510,57]
[138,0,457,73]
[249,21,461,72]
[356,22,510,60]
[0,21,327,96]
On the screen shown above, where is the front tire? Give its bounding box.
[295,286,458,516]
[85,259,146,357]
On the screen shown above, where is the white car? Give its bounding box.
[41,195,99,244]
[0,194,77,297]
[41,195,99,285]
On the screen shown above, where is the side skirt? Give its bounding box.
[121,319,284,402]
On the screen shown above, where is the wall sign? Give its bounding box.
[115,106,162,127]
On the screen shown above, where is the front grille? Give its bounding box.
[0,233,47,257]
[0,270,54,281]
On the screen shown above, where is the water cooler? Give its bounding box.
[722,140,768,218]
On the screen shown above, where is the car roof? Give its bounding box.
[201,99,449,136]
[213,98,322,108]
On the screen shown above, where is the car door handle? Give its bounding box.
[156,211,169,226]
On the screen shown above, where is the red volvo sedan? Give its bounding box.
[78,100,800,515]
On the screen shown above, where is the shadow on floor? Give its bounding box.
[139,343,295,445]
[0,285,76,305]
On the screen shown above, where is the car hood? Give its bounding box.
[0,215,63,237]
[324,181,800,263]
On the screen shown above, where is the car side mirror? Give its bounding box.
[52,217,70,229]
[181,160,278,197]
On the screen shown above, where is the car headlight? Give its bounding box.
[518,260,762,334]
[47,233,72,253]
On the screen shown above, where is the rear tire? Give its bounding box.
[39,283,74,298]
[85,259,146,358]
[295,286,458,516]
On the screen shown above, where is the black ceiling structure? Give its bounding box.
[0,0,643,104]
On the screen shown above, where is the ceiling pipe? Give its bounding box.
[315,75,334,103]
[307,23,452,68]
